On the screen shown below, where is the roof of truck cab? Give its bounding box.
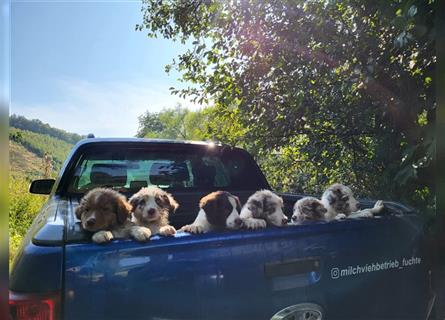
[74,137,225,147]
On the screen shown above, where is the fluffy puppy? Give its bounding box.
[240,190,288,230]
[75,188,151,243]
[129,186,179,237]
[291,196,327,224]
[321,183,384,220]
[180,191,243,234]
[321,183,360,220]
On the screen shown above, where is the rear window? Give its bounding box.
[66,144,268,193]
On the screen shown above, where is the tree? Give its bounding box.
[138,0,436,211]
[136,110,165,138]
[137,104,210,141]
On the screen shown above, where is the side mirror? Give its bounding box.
[29,179,55,195]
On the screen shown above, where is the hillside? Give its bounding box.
[9,140,44,179]
[10,127,74,172]
[10,114,84,144]
[9,115,82,178]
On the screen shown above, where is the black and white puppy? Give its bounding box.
[240,190,288,230]
[321,183,384,220]
[129,186,179,237]
[180,191,243,234]
[291,196,327,224]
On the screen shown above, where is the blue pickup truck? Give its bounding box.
[9,138,435,320]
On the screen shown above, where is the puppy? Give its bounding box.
[129,186,179,237]
[180,191,243,234]
[75,188,151,243]
[321,183,384,220]
[291,196,327,224]
[240,190,288,230]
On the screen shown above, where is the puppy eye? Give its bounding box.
[139,200,146,207]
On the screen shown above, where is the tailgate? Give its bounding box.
[63,215,431,320]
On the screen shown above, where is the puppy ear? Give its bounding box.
[250,199,263,210]
[75,196,88,220]
[234,196,241,213]
[201,196,216,214]
[327,194,335,205]
[128,194,140,212]
[165,193,179,213]
[75,201,84,220]
[116,196,131,224]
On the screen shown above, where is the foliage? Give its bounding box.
[138,0,436,213]
[9,176,47,266]
[136,110,166,137]
[137,104,210,140]
[10,114,84,144]
[10,127,73,171]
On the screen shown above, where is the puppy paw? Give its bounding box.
[335,213,347,220]
[159,225,176,236]
[181,224,206,234]
[243,219,267,230]
[92,230,114,243]
[373,200,384,212]
[131,226,152,241]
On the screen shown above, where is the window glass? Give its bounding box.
[68,145,267,193]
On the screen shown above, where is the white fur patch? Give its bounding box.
[226,196,242,229]
[180,209,213,234]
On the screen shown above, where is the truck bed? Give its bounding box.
[62,213,431,320]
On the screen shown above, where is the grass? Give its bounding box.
[9,176,47,266]
[9,140,47,266]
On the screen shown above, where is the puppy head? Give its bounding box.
[321,183,359,215]
[199,191,242,230]
[129,186,179,226]
[247,190,288,227]
[292,197,327,223]
[75,188,131,232]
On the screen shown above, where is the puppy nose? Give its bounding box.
[147,208,156,215]
[234,218,243,226]
[291,216,297,221]
[86,218,96,227]
[356,203,361,210]
[282,217,288,225]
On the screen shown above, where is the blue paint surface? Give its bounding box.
[61,216,430,320]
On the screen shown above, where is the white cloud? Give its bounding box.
[11,78,201,137]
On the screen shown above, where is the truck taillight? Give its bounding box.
[9,291,59,320]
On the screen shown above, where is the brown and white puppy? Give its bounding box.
[129,186,179,237]
[321,183,384,220]
[180,191,243,234]
[75,188,151,243]
[291,196,327,224]
[240,190,288,230]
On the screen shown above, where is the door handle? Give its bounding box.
[264,257,320,277]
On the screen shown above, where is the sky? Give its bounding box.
[10,0,197,137]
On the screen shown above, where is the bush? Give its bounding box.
[9,176,47,266]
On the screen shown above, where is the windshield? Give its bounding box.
[67,144,268,193]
